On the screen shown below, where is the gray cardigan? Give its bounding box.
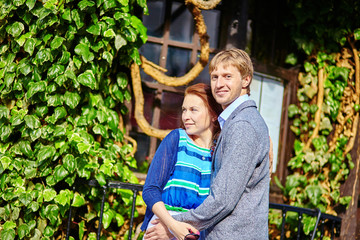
[173,100,270,240]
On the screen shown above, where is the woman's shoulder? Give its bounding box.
[163,128,183,142]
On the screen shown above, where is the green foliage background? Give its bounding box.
[0,0,148,239]
[270,0,360,239]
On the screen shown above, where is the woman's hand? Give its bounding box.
[167,219,199,240]
[144,219,173,240]
[144,218,199,240]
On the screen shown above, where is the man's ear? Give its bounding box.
[242,75,251,88]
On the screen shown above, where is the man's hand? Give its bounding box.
[144,219,174,240]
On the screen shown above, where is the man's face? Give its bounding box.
[210,63,250,109]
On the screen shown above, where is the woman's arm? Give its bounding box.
[142,130,179,214]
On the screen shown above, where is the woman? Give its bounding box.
[141,83,222,240]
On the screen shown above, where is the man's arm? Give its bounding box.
[173,121,259,230]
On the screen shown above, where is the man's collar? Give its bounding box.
[218,95,250,129]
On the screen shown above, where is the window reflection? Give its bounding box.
[166,47,191,77]
[143,0,165,37]
[169,2,194,43]
[202,10,220,48]
[139,43,162,82]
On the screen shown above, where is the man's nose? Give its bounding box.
[215,76,225,88]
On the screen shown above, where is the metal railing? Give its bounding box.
[270,203,341,240]
[65,181,341,240]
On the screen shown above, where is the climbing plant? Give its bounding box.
[0,0,147,239]
[270,0,360,239]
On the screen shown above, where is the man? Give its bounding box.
[145,48,270,240]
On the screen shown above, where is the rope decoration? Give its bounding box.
[130,0,220,139]
[185,0,222,10]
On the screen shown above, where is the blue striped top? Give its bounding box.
[161,129,212,211]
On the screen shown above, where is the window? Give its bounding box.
[250,72,284,172]
[131,0,289,178]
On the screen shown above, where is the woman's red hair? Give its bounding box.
[181,83,222,137]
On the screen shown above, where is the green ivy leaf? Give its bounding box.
[302,215,317,235]
[305,185,322,206]
[18,223,30,239]
[26,0,36,10]
[71,9,84,29]
[0,106,10,119]
[130,15,147,43]
[95,172,107,186]
[77,142,91,154]
[79,220,86,240]
[49,35,65,50]
[64,91,81,109]
[43,225,55,237]
[19,192,33,206]
[71,192,86,207]
[78,0,96,11]
[30,129,42,141]
[0,125,12,142]
[19,141,33,157]
[78,70,97,89]
[104,29,116,38]
[6,22,25,38]
[53,106,67,121]
[45,204,59,225]
[0,156,12,169]
[93,124,108,138]
[54,165,69,182]
[102,209,115,229]
[63,154,76,173]
[86,24,101,35]
[54,189,71,206]
[34,48,52,65]
[43,188,57,202]
[1,229,15,240]
[74,43,94,63]
[24,115,41,129]
[28,201,39,212]
[36,145,56,167]
[102,51,113,64]
[26,81,47,99]
[47,94,63,107]
[354,28,360,40]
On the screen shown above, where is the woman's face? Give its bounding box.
[182,94,213,137]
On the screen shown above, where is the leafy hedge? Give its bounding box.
[0,0,147,239]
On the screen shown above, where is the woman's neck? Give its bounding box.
[189,129,214,149]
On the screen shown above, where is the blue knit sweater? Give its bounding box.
[141,129,211,231]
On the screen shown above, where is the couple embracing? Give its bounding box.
[141,48,270,240]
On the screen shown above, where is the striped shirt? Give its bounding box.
[161,129,212,212]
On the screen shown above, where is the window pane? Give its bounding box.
[169,2,194,43]
[166,47,191,77]
[202,9,221,48]
[250,73,284,172]
[159,92,183,129]
[139,43,162,82]
[143,0,166,37]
